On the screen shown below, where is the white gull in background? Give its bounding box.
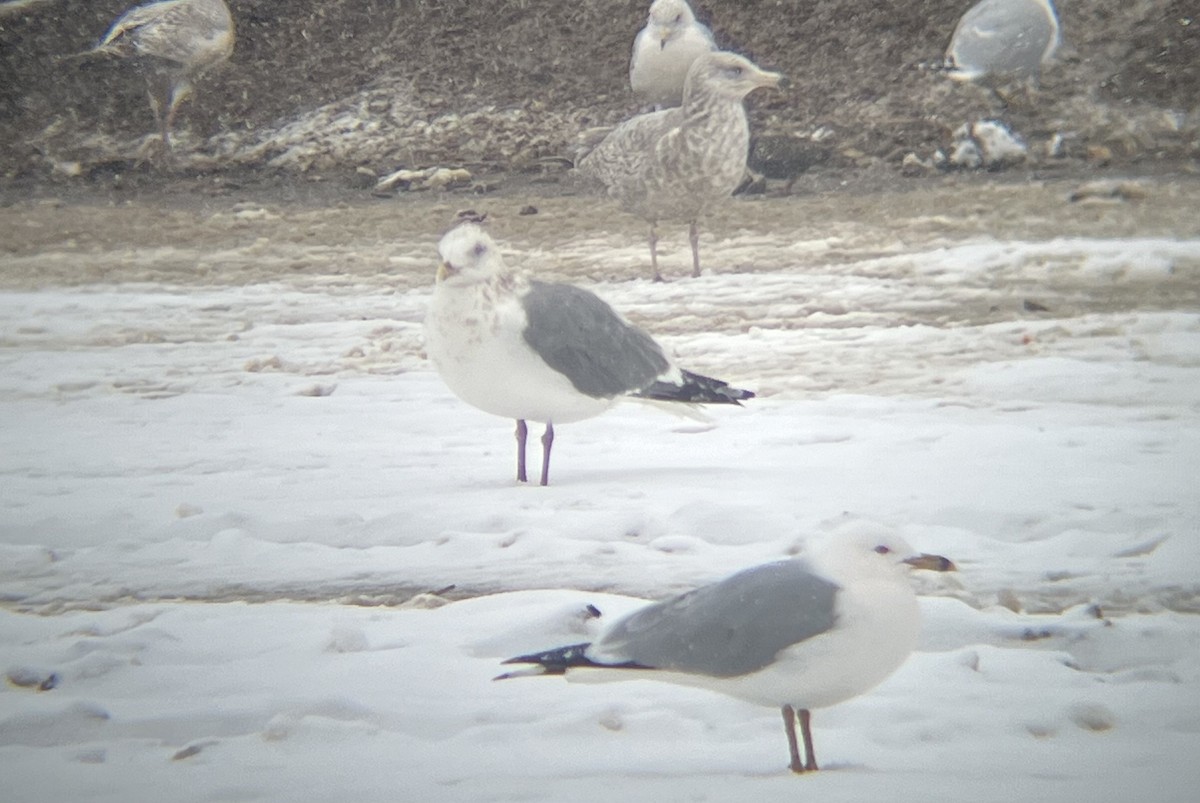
[497,530,956,773]
[77,0,234,151]
[944,0,1061,84]
[629,0,717,109]
[423,219,754,486]
[578,51,786,281]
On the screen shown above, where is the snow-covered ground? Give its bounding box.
[2,209,1199,801]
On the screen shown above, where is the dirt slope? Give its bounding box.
[0,0,1196,182]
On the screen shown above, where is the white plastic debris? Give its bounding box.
[949,120,1028,169]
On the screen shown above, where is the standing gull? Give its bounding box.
[496,531,955,773]
[578,51,785,282]
[629,0,717,109]
[944,0,1060,84]
[423,219,754,486]
[81,0,234,151]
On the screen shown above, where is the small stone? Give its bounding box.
[175,503,204,518]
[1067,702,1116,732]
[900,152,935,177]
[296,383,337,397]
[1067,179,1149,203]
[6,667,59,691]
[423,167,472,191]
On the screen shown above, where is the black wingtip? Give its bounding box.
[634,370,755,406]
[499,642,594,676]
[496,641,656,683]
[452,209,488,227]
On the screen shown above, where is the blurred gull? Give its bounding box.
[945,0,1060,84]
[497,530,955,773]
[578,51,785,281]
[81,0,235,151]
[630,0,717,109]
[423,218,754,486]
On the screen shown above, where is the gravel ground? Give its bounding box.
[0,0,1196,184]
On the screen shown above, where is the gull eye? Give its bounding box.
[727,65,744,78]
[874,544,891,555]
[674,14,682,22]
[472,242,487,258]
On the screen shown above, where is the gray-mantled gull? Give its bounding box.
[423,219,754,486]
[496,530,955,773]
[79,0,234,151]
[629,0,717,109]
[944,0,1060,84]
[578,51,785,282]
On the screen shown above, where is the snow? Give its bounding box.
[2,223,1199,802]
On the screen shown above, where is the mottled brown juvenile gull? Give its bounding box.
[496,531,955,773]
[84,0,235,151]
[945,0,1060,84]
[629,0,717,109]
[423,219,754,486]
[578,51,785,282]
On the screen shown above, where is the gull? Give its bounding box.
[423,218,754,486]
[496,531,955,773]
[578,51,785,282]
[944,0,1061,85]
[629,0,717,109]
[76,0,235,152]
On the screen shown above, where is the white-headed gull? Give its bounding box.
[629,0,717,109]
[497,530,955,772]
[423,218,754,485]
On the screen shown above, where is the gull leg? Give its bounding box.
[782,705,805,773]
[143,87,172,160]
[798,707,818,771]
[988,85,1011,111]
[163,81,192,155]
[162,100,177,153]
[515,419,528,483]
[688,220,701,277]
[648,223,663,283]
[539,422,554,486]
[147,89,163,131]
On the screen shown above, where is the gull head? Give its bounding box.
[808,530,956,585]
[436,222,504,285]
[685,51,788,102]
[647,0,698,48]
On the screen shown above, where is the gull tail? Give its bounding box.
[633,369,755,406]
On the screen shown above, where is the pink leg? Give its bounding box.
[539,422,554,486]
[515,419,528,483]
[162,102,178,153]
[648,223,664,283]
[688,220,701,277]
[782,705,804,773]
[162,80,192,156]
[798,707,818,771]
[144,88,172,158]
[782,705,818,773]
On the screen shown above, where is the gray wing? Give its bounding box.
[949,0,1056,76]
[593,559,840,678]
[522,280,670,399]
[104,0,232,65]
[576,108,681,195]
